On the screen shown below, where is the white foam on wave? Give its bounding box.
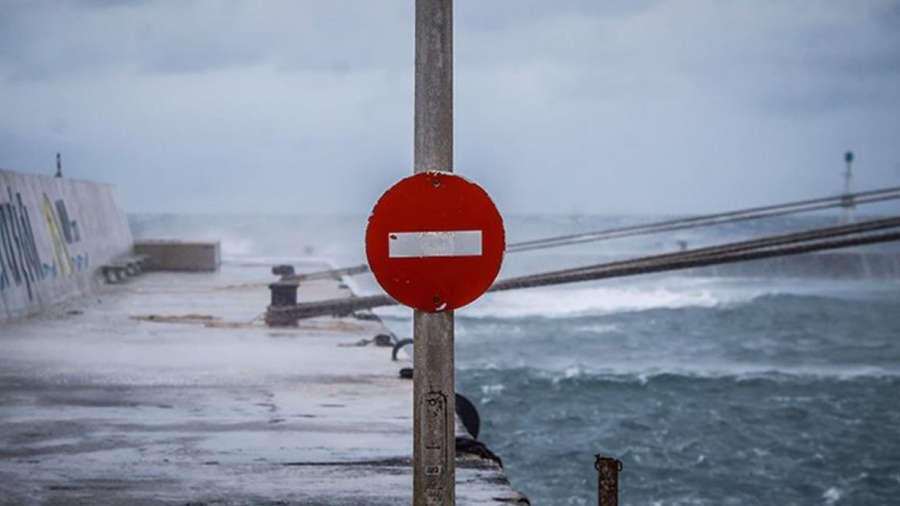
[221,254,333,269]
[372,302,414,321]
[460,358,900,382]
[462,283,762,319]
[572,323,620,334]
[822,487,842,505]
[544,361,900,382]
[218,235,256,257]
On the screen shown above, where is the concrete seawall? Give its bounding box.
[0,168,133,322]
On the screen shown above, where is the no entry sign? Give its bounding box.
[366,172,505,312]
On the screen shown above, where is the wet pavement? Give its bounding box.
[0,266,525,505]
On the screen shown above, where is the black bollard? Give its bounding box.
[266,281,299,327]
[269,281,298,306]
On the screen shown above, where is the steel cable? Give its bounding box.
[508,188,900,253]
[496,217,900,288]
[493,219,900,291]
[273,217,900,320]
[293,186,900,281]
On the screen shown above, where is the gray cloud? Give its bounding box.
[0,0,412,79]
[1,0,898,216]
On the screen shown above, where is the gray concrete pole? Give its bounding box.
[413,1,455,505]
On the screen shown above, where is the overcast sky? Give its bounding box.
[1,0,899,215]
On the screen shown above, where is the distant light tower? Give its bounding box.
[55,152,63,178]
[841,151,855,224]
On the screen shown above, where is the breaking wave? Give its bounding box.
[461,284,766,319]
[460,362,900,385]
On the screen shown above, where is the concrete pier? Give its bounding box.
[134,239,221,272]
[0,263,526,505]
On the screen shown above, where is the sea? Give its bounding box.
[130,213,900,506]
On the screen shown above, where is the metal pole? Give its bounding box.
[414,1,455,505]
[842,151,855,224]
[595,455,623,506]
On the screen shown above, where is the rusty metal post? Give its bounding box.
[595,455,623,506]
[413,1,455,505]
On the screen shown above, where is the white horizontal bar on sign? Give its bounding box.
[388,230,483,258]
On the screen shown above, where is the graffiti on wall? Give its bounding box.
[42,194,74,277]
[0,187,44,298]
[0,185,88,298]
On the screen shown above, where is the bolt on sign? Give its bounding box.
[366,172,505,312]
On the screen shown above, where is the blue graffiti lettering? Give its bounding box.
[0,187,89,295]
[71,254,90,271]
[0,187,44,297]
[17,192,44,282]
[42,262,57,279]
[55,199,81,244]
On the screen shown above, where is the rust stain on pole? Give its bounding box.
[413,1,455,505]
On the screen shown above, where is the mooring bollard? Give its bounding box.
[265,281,299,327]
[595,454,623,506]
[269,281,298,307]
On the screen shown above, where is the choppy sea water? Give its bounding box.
[131,214,900,505]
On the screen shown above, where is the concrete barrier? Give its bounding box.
[0,168,133,322]
[134,240,221,272]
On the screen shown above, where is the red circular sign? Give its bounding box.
[366,172,505,312]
